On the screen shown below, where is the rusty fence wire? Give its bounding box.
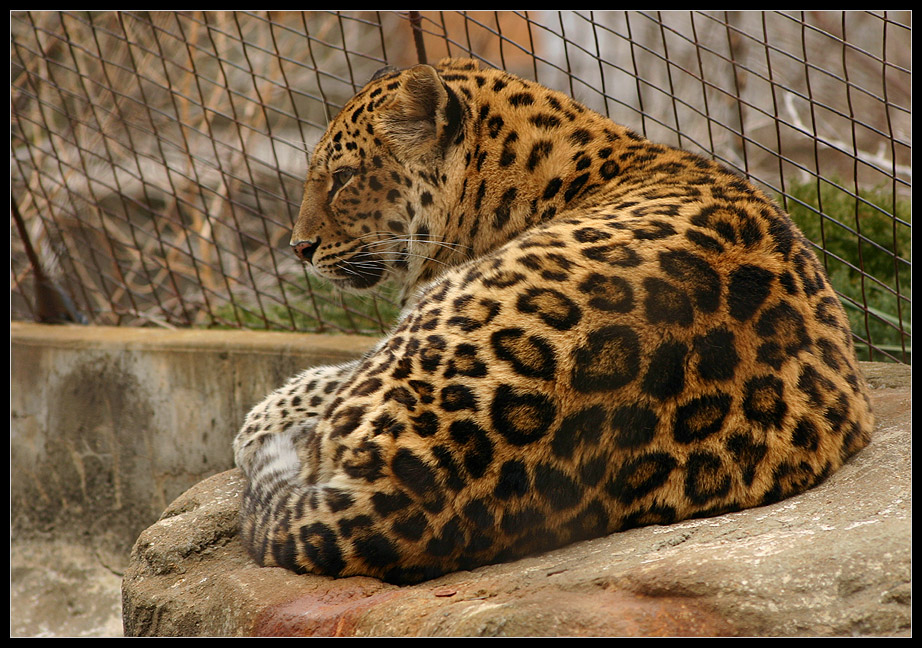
[10,11,911,362]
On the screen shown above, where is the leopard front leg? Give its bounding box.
[233,360,359,478]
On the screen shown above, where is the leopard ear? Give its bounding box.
[368,64,398,83]
[379,64,463,158]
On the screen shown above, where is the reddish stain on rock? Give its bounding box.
[253,579,401,637]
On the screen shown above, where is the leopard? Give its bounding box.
[233,58,874,585]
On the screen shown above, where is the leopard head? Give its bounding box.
[291,64,468,295]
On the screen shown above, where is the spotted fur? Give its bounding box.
[233,58,873,584]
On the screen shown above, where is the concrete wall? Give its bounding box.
[10,322,375,553]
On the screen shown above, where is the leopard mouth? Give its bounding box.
[327,251,387,290]
[293,237,388,291]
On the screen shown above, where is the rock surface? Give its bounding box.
[121,363,911,637]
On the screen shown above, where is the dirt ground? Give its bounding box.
[10,539,126,637]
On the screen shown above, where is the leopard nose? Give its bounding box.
[291,238,320,263]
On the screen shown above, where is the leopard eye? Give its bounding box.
[331,167,355,191]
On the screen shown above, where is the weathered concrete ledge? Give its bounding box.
[11,322,375,549]
[123,361,910,637]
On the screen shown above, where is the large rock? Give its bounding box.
[122,363,911,637]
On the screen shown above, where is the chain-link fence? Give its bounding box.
[11,11,911,362]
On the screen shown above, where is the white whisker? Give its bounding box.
[354,230,473,255]
[356,250,452,268]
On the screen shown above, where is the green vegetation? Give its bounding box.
[213,273,402,335]
[781,179,911,363]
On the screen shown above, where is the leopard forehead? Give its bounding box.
[310,81,396,170]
